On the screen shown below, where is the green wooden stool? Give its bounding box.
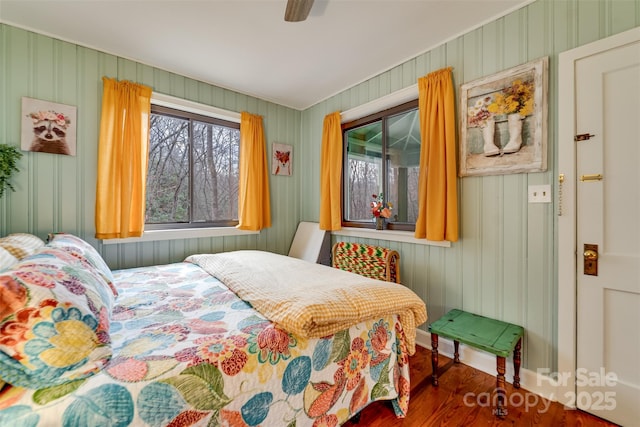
[429,309,524,418]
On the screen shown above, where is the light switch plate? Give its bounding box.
[528,184,551,203]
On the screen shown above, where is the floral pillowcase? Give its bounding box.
[0,247,113,389]
[46,233,118,297]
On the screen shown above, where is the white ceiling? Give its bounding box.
[0,0,532,110]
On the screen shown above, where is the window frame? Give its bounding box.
[341,99,419,232]
[145,102,240,231]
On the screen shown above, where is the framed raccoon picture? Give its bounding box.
[21,97,77,156]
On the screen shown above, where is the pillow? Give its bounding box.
[0,247,18,271]
[33,247,117,310]
[46,232,117,297]
[0,233,45,270]
[0,248,113,389]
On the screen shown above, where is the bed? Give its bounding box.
[0,233,427,426]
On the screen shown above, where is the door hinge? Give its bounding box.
[574,133,595,142]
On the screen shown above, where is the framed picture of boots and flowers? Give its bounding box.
[459,57,548,177]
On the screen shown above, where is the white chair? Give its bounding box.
[287,222,331,265]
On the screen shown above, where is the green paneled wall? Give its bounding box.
[0,23,302,268]
[1,0,639,374]
[299,0,640,372]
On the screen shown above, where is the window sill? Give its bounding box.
[101,227,259,245]
[331,227,451,247]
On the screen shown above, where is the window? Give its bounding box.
[342,100,420,231]
[145,104,240,229]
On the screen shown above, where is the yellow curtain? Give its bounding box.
[415,67,459,242]
[95,77,152,239]
[237,111,271,231]
[319,111,343,230]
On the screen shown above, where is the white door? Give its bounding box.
[574,34,640,426]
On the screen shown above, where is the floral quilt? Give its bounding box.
[0,261,412,426]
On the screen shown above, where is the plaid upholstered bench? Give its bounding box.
[331,242,400,283]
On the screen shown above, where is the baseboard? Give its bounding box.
[415,330,561,404]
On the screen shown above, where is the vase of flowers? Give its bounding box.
[468,96,499,156]
[467,96,492,128]
[487,79,534,154]
[371,193,392,230]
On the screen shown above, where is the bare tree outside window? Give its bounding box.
[347,156,381,221]
[146,105,240,228]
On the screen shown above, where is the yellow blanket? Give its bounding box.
[186,250,427,355]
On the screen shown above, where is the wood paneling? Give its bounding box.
[1,0,639,376]
[0,24,301,269]
[300,1,640,374]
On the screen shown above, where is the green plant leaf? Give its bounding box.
[370,359,391,399]
[330,330,350,363]
[370,381,390,400]
[206,410,220,427]
[376,358,391,386]
[32,379,87,405]
[0,143,22,198]
[161,363,230,411]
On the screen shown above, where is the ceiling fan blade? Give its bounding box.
[284,0,315,22]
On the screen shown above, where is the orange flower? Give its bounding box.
[371,193,393,218]
[0,276,27,320]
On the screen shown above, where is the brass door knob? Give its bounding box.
[583,249,598,260]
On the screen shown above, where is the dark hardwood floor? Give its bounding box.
[343,345,619,427]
